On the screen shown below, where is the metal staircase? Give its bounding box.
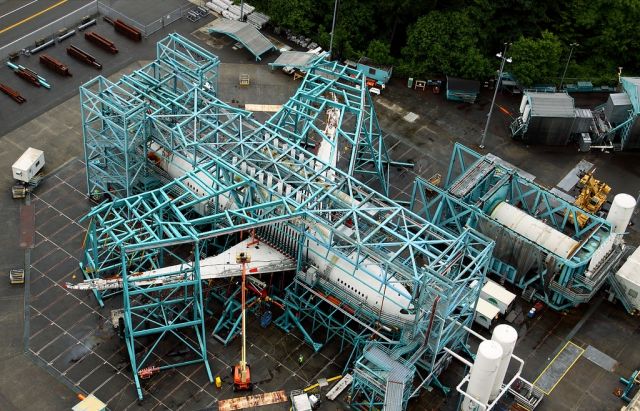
[350,344,414,410]
[607,274,634,313]
[509,116,528,137]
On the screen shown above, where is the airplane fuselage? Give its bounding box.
[150,142,415,325]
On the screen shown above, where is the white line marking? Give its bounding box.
[0,0,39,21]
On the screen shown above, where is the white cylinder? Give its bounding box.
[607,193,636,234]
[462,340,503,411]
[491,202,579,258]
[522,104,531,122]
[519,95,528,114]
[489,325,518,400]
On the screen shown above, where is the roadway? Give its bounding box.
[0,0,94,47]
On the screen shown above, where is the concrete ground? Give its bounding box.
[369,81,640,411]
[20,160,350,409]
[0,3,639,411]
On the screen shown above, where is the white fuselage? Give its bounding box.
[150,142,415,324]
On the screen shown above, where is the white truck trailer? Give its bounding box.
[474,297,501,329]
[481,280,516,315]
[11,147,45,198]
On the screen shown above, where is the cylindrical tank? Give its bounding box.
[519,95,528,114]
[489,325,518,400]
[607,193,636,234]
[522,104,531,123]
[490,202,579,258]
[461,340,503,411]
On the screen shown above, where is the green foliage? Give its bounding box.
[401,10,491,79]
[509,31,563,87]
[249,0,640,82]
[365,40,393,67]
[264,0,315,34]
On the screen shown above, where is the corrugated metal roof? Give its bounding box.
[620,77,640,114]
[208,18,275,59]
[446,76,480,93]
[574,108,593,118]
[271,51,319,68]
[527,92,575,118]
[609,92,632,106]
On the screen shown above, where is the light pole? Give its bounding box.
[480,43,512,149]
[559,42,579,90]
[618,66,623,84]
[328,0,339,60]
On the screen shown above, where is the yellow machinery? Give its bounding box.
[571,170,611,228]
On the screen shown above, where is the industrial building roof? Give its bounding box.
[620,77,640,113]
[609,92,632,106]
[208,18,275,60]
[358,56,392,73]
[527,92,575,118]
[446,76,480,93]
[271,51,321,68]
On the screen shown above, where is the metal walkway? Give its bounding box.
[352,345,414,411]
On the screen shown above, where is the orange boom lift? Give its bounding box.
[233,251,253,391]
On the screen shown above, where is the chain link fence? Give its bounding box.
[96,2,145,35]
[97,2,197,38]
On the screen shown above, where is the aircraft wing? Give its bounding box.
[67,238,296,291]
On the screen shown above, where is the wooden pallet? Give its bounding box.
[217,390,287,411]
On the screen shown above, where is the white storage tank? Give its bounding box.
[607,193,636,234]
[462,340,503,411]
[12,147,45,183]
[519,95,528,114]
[614,247,640,311]
[490,324,518,400]
[490,201,579,258]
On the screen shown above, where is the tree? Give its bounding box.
[365,40,393,66]
[401,10,491,79]
[266,0,315,34]
[509,31,563,87]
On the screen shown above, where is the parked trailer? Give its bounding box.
[474,298,501,329]
[481,280,516,315]
[12,147,44,183]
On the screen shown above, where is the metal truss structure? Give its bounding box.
[409,143,619,310]
[268,58,412,195]
[78,35,494,406]
[81,33,219,200]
